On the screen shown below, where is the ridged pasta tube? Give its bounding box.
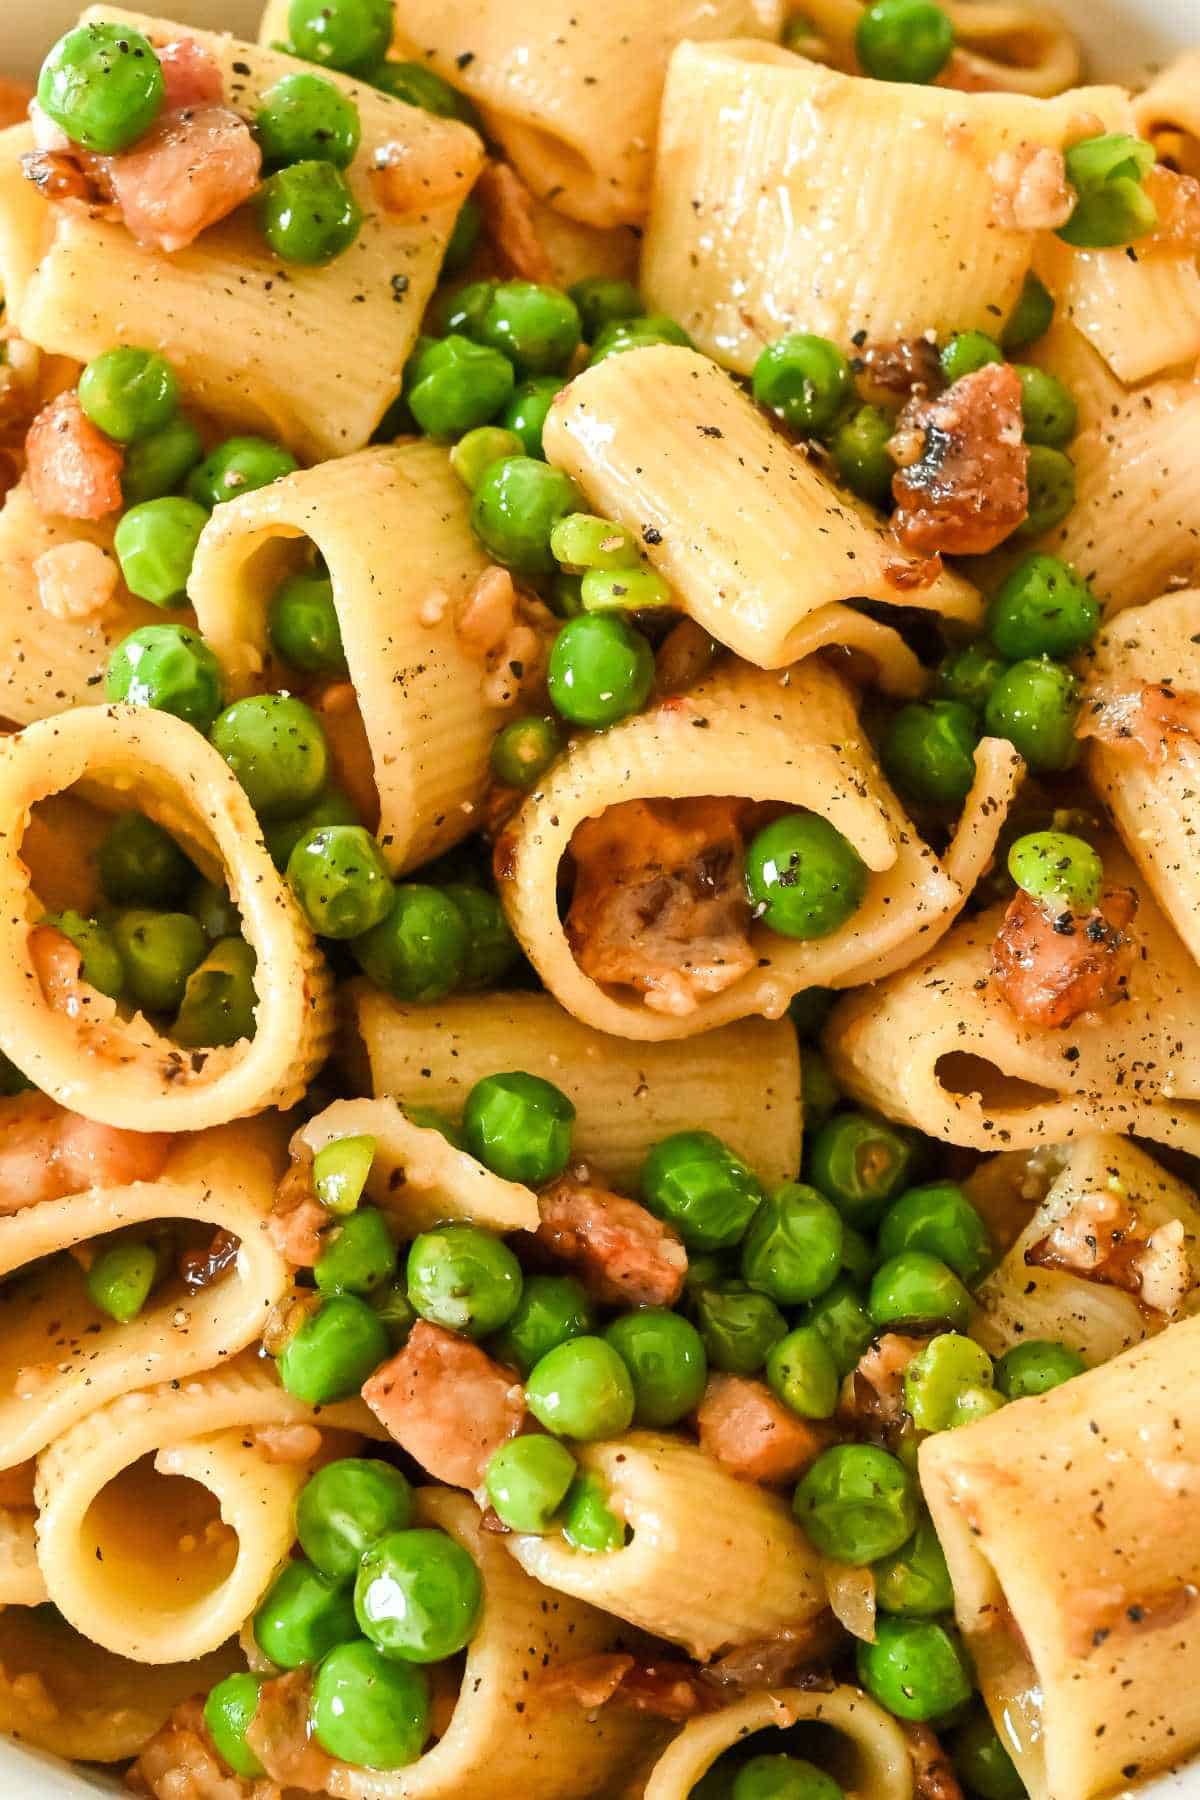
[0,704,334,1130]
[0,1505,44,1606]
[1035,238,1200,387]
[798,0,1081,94]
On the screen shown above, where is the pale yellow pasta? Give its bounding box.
[0,704,333,1130]
[1035,237,1200,385]
[0,1119,287,1470]
[544,346,981,668]
[523,202,640,290]
[642,1684,913,1800]
[343,987,803,1188]
[502,1433,825,1660]
[1133,50,1200,176]
[499,658,1019,1040]
[641,43,1127,372]
[187,443,501,874]
[1021,311,1128,435]
[0,1508,44,1607]
[796,0,1081,94]
[921,1316,1200,1800]
[0,13,483,461]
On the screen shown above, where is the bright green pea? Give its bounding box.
[807,1113,916,1229]
[692,1282,789,1375]
[765,1324,840,1419]
[983,658,1079,771]
[745,811,867,941]
[463,1070,576,1183]
[882,700,980,809]
[478,282,581,375]
[263,787,359,870]
[172,936,258,1048]
[287,0,393,73]
[258,160,363,263]
[86,1240,158,1323]
[210,694,329,820]
[268,570,348,677]
[471,456,581,575]
[297,1457,415,1583]
[1017,445,1076,538]
[314,1133,376,1216]
[951,1704,1027,1800]
[935,643,1007,716]
[107,623,224,733]
[580,566,674,612]
[98,812,192,907]
[253,1556,358,1669]
[870,1252,972,1333]
[353,883,469,1000]
[561,1471,627,1552]
[355,1527,482,1661]
[904,1333,1000,1432]
[186,437,299,509]
[114,498,207,607]
[878,1183,992,1284]
[188,877,240,943]
[547,613,655,727]
[489,1274,594,1377]
[79,347,177,443]
[408,335,516,439]
[121,415,204,506]
[111,909,206,1013]
[309,1639,430,1770]
[568,278,642,340]
[801,1275,874,1377]
[442,882,520,989]
[994,1338,1086,1399]
[316,1204,397,1295]
[1013,365,1077,448]
[985,554,1098,660]
[369,1278,416,1349]
[406,1222,523,1338]
[256,72,361,169]
[1002,272,1055,350]
[525,1336,636,1440]
[38,23,164,154]
[586,316,692,364]
[490,714,562,789]
[604,1308,707,1427]
[287,824,393,939]
[856,1616,973,1722]
[752,334,853,436]
[41,909,125,999]
[873,1512,955,1617]
[204,1672,265,1779]
[733,1756,845,1800]
[740,1183,844,1305]
[1007,829,1102,915]
[277,1293,390,1402]
[831,404,896,505]
[403,1104,467,1148]
[485,1435,578,1532]
[551,512,640,571]
[855,0,955,82]
[551,571,584,617]
[442,196,482,272]
[369,60,479,125]
[641,1130,764,1251]
[450,426,523,490]
[794,1444,919,1564]
[940,332,1003,385]
[800,1046,841,1132]
[1058,133,1158,248]
[437,280,495,337]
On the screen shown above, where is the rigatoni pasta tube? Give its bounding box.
[544,346,980,667]
[921,1316,1200,1800]
[343,987,803,1189]
[795,0,1081,94]
[0,704,334,1131]
[502,1433,825,1660]
[1035,237,1200,387]
[0,1504,44,1606]
[1133,51,1200,177]
[0,15,483,461]
[0,1119,288,1470]
[188,443,501,874]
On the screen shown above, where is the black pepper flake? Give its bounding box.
[232,59,251,74]
[697,425,722,438]
[456,50,475,68]
[642,525,662,545]
[391,274,410,300]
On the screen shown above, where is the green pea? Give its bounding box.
[402,1103,467,1149]
[287,0,394,73]
[801,1275,874,1377]
[740,1183,844,1305]
[733,1756,845,1800]
[752,334,853,437]
[353,883,469,1001]
[525,1336,636,1440]
[1013,365,1076,449]
[86,1240,157,1323]
[551,571,585,617]
[551,513,640,572]
[1016,445,1076,538]
[369,1278,416,1349]
[264,787,359,870]
[951,1704,1027,1800]
[407,335,516,440]
[490,715,562,790]
[1007,828,1102,916]
[442,196,482,273]
[604,1308,707,1427]
[765,1324,839,1419]
[463,1070,575,1183]
[356,1526,482,1661]
[807,1113,916,1229]
[641,1130,764,1252]
[580,567,674,612]
[268,570,347,677]
[450,425,523,490]
[855,0,955,82]
[856,1617,973,1722]
[259,160,363,264]
[111,909,206,1013]
[316,1205,397,1296]
[121,415,204,506]
[471,456,581,575]
[437,280,495,337]
[1002,272,1055,350]
[940,332,1003,385]
[904,1333,1001,1432]
[882,700,980,809]
[286,825,393,939]
[983,657,1079,771]
[406,1222,523,1337]
[1058,133,1158,249]
[878,1183,992,1285]
[441,882,520,989]
[98,813,192,908]
[297,1457,415,1582]
[477,282,581,375]
[172,937,258,1048]
[984,554,1098,661]
[547,613,655,727]
[693,1281,789,1375]
[79,348,177,443]
[831,405,896,505]
[210,694,329,820]
[994,1338,1086,1399]
[870,1252,972,1334]
[203,1672,265,1779]
[936,643,1008,715]
[794,1444,919,1564]
[489,1274,594,1377]
[800,1046,841,1132]
[41,910,125,999]
[256,72,361,169]
[108,623,224,732]
[498,374,562,458]
[840,1226,876,1286]
[561,1471,627,1552]
[188,877,240,943]
[114,498,207,608]
[873,1509,955,1620]
[568,278,642,340]
[314,1133,376,1216]
[186,437,299,510]
[38,23,164,154]
[485,1435,578,1532]
[309,1639,430,1770]
[745,811,867,941]
[587,315,692,364]
[276,1293,389,1402]
[253,1556,358,1669]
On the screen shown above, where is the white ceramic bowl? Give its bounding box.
[0,0,1197,1794]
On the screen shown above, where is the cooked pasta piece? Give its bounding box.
[543,346,980,668]
[0,704,333,1130]
[1035,237,1200,387]
[798,0,1081,94]
[1133,50,1200,176]
[343,986,803,1188]
[0,13,483,460]
[0,1492,44,1606]
[187,443,503,874]
[921,1316,1200,1800]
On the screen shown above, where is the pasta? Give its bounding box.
[793,0,1081,95]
